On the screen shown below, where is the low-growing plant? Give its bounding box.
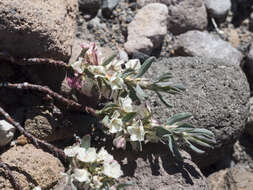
[67,42,216,159]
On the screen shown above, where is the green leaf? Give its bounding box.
[154,72,173,83]
[165,134,183,160]
[155,126,171,137]
[102,53,117,66]
[101,103,119,113]
[189,128,215,138]
[135,57,155,78]
[166,113,192,125]
[136,84,147,101]
[184,139,205,154]
[155,91,173,108]
[122,112,137,122]
[188,133,216,144]
[80,135,91,149]
[126,83,141,104]
[117,182,136,190]
[121,68,135,79]
[186,136,213,148]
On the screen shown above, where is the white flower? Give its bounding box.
[71,58,84,74]
[0,120,15,147]
[88,65,106,78]
[33,187,41,190]
[119,96,133,113]
[77,148,97,163]
[103,160,123,179]
[125,59,141,71]
[97,147,114,162]
[109,73,124,90]
[92,175,103,189]
[127,120,145,141]
[106,59,124,72]
[64,145,82,157]
[108,111,123,134]
[72,168,91,183]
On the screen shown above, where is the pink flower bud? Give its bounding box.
[113,136,126,150]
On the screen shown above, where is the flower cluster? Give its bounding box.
[63,136,123,190]
[68,42,216,157]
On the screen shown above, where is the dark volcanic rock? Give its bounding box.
[146,57,249,168]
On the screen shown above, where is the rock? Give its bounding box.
[24,106,92,142]
[246,97,253,136]
[116,144,209,190]
[241,43,253,94]
[146,57,249,168]
[175,31,243,65]
[208,167,253,190]
[204,0,231,21]
[136,0,208,35]
[0,120,15,147]
[78,0,100,15]
[0,0,78,62]
[124,3,168,55]
[102,0,120,18]
[0,144,64,190]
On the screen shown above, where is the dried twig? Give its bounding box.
[0,158,22,190]
[0,52,70,70]
[0,106,68,166]
[0,82,84,112]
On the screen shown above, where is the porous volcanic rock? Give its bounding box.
[146,57,249,168]
[0,0,78,62]
[0,144,64,190]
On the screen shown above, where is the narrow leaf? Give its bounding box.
[136,84,147,101]
[155,91,173,108]
[117,182,136,190]
[186,136,213,148]
[166,135,182,160]
[154,72,173,83]
[135,56,155,78]
[166,113,192,125]
[121,68,135,79]
[185,139,205,154]
[122,112,137,122]
[102,53,117,66]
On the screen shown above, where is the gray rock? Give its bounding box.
[240,43,253,94]
[136,0,208,35]
[146,57,249,168]
[250,12,253,32]
[78,0,100,15]
[102,0,120,17]
[0,120,15,147]
[0,0,78,62]
[204,0,231,21]
[175,31,243,65]
[246,97,253,136]
[116,145,209,190]
[208,167,253,190]
[124,3,168,55]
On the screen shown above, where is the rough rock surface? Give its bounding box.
[24,106,92,142]
[208,167,253,190]
[241,42,253,94]
[79,0,100,15]
[124,3,168,55]
[175,31,243,65]
[117,144,209,190]
[146,57,249,168]
[204,0,231,21]
[0,0,78,61]
[0,144,64,190]
[136,0,208,35]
